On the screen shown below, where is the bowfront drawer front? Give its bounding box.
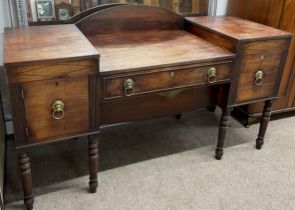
[20,76,90,144]
[103,62,232,100]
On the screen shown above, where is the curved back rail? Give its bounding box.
[75,4,185,36]
[68,3,126,24]
[28,4,124,26]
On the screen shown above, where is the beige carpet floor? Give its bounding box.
[4,108,295,210]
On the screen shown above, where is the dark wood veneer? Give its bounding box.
[88,134,99,193]
[256,100,272,149]
[100,86,212,124]
[6,59,98,84]
[76,5,184,36]
[103,62,232,100]
[185,21,238,52]
[18,153,34,210]
[215,107,232,160]
[22,76,90,143]
[69,3,126,24]
[88,30,234,74]
[185,16,292,106]
[4,25,98,66]
[186,16,291,41]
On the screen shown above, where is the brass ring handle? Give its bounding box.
[51,100,65,120]
[255,70,264,86]
[208,67,217,84]
[124,79,135,96]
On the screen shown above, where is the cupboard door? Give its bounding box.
[22,76,90,144]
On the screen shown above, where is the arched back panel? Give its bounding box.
[76,4,184,36]
[69,3,125,24]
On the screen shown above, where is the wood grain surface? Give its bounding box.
[88,30,235,73]
[225,0,295,124]
[22,76,89,143]
[242,39,290,54]
[226,0,285,28]
[278,0,295,103]
[185,21,238,52]
[6,59,98,84]
[186,16,291,41]
[236,51,281,102]
[103,62,231,99]
[76,5,184,36]
[4,24,99,66]
[100,86,212,124]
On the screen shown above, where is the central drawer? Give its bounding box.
[103,62,232,100]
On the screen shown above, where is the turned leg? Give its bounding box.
[88,134,99,193]
[174,114,182,120]
[256,100,272,150]
[215,108,231,160]
[18,153,34,210]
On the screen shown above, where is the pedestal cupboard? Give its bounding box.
[227,0,295,126]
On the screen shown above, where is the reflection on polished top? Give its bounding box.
[88,30,235,73]
[4,25,98,66]
[186,16,291,40]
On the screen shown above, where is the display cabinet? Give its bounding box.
[25,0,208,24]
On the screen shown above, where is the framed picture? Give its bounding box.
[55,2,72,20]
[36,0,55,20]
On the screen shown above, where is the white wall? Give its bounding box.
[0,0,12,31]
[1,0,13,66]
[216,0,228,16]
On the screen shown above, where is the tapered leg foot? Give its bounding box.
[18,153,34,210]
[215,108,231,160]
[256,139,263,150]
[88,133,99,193]
[256,100,272,150]
[207,105,217,112]
[174,114,182,120]
[215,148,223,160]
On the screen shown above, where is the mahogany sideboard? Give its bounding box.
[3,4,292,210]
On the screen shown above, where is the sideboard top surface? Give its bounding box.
[4,24,99,66]
[186,16,292,41]
[88,30,235,74]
